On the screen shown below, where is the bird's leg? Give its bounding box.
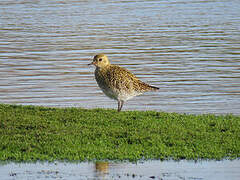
[117,100,122,112]
[117,100,124,112]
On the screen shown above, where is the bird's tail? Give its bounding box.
[139,81,159,92]
[148,85,159,92]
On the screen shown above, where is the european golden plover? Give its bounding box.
[89,54,159,112]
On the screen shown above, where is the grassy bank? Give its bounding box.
[0,104,239,161]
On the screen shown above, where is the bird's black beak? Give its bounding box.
[88,62,93,66]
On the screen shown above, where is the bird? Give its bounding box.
[88,54,159,112]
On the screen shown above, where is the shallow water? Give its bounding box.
[0,160,239,180]
[0,0,240,114]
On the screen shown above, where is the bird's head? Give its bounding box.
[89,54,110,68]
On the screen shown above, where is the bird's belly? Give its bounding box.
[100,87,118,100]
[99,85,141,101]
[118,91,142,101]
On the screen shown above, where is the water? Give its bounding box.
[0,0,240,114]
[0,160,239,180]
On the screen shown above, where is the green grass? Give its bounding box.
[0,104,239,161]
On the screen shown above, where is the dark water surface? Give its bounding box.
[0,0,240,114]
[1,160,240,180]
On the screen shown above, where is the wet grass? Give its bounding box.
[0,104,239,161]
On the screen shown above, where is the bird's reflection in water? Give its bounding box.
[95,162,109,174]
[95,161,109,179]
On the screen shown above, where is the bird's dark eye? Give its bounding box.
[99,58,102,61]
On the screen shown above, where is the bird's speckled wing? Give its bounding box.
[96,65,157,93]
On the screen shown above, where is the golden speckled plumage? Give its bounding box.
[89,54,159,112]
